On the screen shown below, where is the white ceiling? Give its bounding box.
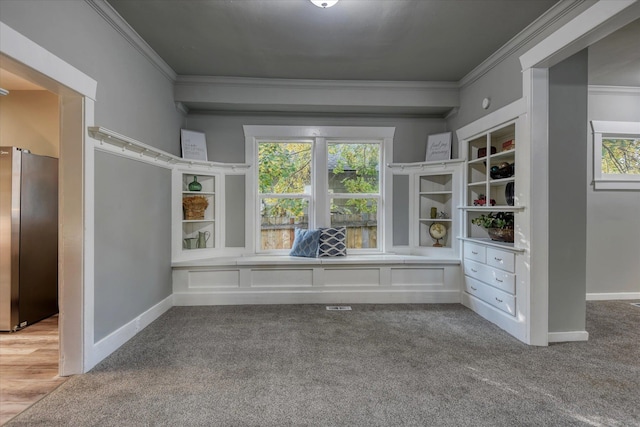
[107,0,558,82]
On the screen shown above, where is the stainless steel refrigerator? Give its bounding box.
[0,147,58,331]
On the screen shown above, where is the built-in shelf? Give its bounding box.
[387,158,464,171]
[459,206,525,212]
[88,126,250,170]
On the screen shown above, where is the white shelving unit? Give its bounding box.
[457,98,532,344]
[417,173,454,248]
[463,120,522,245]
[181,173,216,251]
[172,165,250,262]
[388,159,462,257]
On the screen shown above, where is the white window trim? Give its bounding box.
[244,125,395,254]
[590,120,640,190]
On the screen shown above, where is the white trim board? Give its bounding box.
[87,295,173,371]
[519,0,640,70]
[0,22,97,99]
[174,290,460,306]
[586,292,640,301]
[548,331,589,343]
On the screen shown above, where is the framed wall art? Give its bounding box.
[425,132,452,162]
[181,129,208,161]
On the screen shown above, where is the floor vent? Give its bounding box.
[631,303,640,308]
[326,306,352,311]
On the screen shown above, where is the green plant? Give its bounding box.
[471,212,514,229]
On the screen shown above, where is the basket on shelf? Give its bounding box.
[183,196,209,220]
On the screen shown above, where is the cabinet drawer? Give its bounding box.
[465,276,516,316]
[464,260,515,294]
[464,243,486,263]
[486,247,515,272]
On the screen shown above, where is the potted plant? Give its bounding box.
[471,212,514,242]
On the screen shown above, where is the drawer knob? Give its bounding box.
[494,257,503,262]
[495,297,503,303]
[472,251,479,255]
[471,268,478,273]
[470,286,477,291]
[495,278,503,283]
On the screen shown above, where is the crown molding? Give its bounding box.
[85,0,177,82]
[459,0,587,88]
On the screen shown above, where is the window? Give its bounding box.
[247,126,394,253]
[328,142,380,249]
[591,121,640,190]
[258,142,312,250]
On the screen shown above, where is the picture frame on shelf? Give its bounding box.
[425,132,452,162]
[181,129,208,161]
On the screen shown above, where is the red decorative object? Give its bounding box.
[502,139,515,151]
[477,146,497,158]
[473,195,496,206]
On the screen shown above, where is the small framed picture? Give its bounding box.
[425,132,452,162]
[181,129,208,161]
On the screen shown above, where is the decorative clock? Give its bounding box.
[429,222,447,247]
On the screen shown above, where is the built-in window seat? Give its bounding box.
[172,254,462,306]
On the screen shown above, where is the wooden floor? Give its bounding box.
[0,315,66,425]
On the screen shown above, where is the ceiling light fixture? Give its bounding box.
[310,0,339,8]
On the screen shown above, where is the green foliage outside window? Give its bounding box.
[329,143,379,215]
[601,138,640,175]
[258,142,380,218]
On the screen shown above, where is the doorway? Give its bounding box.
[1,21,95,377]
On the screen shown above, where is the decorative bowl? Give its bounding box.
[488,227,514,243]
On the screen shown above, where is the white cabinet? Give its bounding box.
[457,98,531,344]
[463,245,516,316]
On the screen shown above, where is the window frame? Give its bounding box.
[256,139,314,253]
[590,120,640,190]
[326,140,382,252]
[245,126,394,254]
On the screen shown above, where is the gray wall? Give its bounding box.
[94,153,172,341]
[548,50,588,333]
[0,1,184,341]
[185,114,447,164]
[225,175,246,248]
[587,88,640,295]
[392,175,410,246]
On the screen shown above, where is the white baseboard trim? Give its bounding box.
[586,292,640,301]
[548,330,589,343]
[173,290,460,306]
[87,294,173,370]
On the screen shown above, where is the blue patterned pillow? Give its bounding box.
[290,228,321,258]
[318,227,347,257]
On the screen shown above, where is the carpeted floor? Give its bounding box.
[6,301,640,426]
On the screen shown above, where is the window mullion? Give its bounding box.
[314,137,329,228]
